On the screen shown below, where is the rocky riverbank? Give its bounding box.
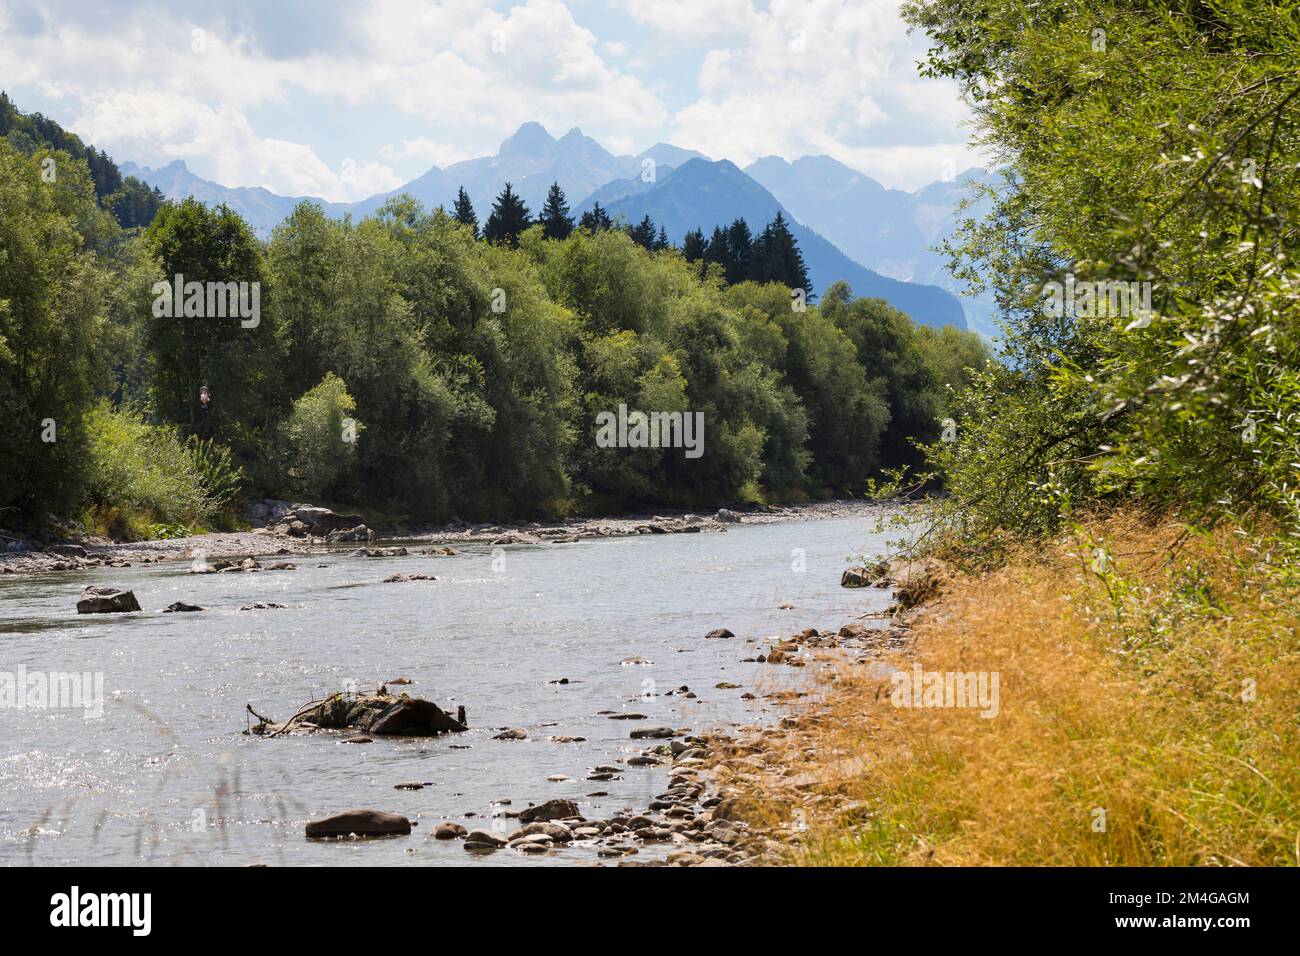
[1,498,891,577]
[281,568,922,866]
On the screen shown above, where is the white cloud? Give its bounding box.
[639,0,974,187]
[0,0,667,197]
[0,0,975,195]
[625,0,755,39]
[72,89,393,200]
[379,138,472,169]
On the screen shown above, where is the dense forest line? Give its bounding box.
[0,98,986,537]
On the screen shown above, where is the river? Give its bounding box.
[0,509,895,866]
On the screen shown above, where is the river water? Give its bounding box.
[0,510,894,866]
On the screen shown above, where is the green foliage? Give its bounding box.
[279,373,360,501]
[82,402,242,532]
[902,0,1300,562]
[483,182,531,247]
[0,88,985,530]
[0,139,104,523]
[538,182,574,241]
[452,186,477,238]
[0,91,162,229]
[684,213,812,293]
[144,197,279,470]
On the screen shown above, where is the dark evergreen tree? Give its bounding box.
[682,228,706,262]
[538,181,574,240]
[725,218,754,284]
[483,182,531,247]
[655,225,670,251]
[757,212,810,294]
[703,226,730,271]
[630,214,657,249]
[579,202,613,232]
[452,186,478,238]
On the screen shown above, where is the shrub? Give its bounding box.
[83,402,242,534]
[278,373,361,501]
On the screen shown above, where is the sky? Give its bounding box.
[0,0,983,202]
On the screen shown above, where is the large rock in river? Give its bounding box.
[518,799,579,824]
[305,809,411,838]
[293,692,466,736]
[77,586,141,614]
[290,505,364,534]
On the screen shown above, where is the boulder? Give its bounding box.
[290,506,364,534]
[715,509,742,523]
[162,601,204,613]
[326,525,373,543]
[840,567,872,588]
[364,698,465,735]
[464,829,508,850]
[509,821,573,843]
[76,586,141,614]
[285,692,466,737]
[244,499,293,527]
[630,726,676,739]
[518,799,578,824]
[304,809,411,838]
[704,628,734,639]
[433,822,467,840]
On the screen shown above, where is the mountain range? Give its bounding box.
[123,123,997,333]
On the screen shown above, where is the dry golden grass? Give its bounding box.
[740,513,1300,866]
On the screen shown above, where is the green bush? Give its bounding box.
[902,0,1300,566]
[83,402,242,534]
[278,372,361,501]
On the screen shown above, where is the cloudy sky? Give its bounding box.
[0,0,981,201]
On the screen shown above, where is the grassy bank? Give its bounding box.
[736,513,1299,866]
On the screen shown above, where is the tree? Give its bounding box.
[538,182,574,241]
[452,186,477,237]
[144,199,277,459]
[655,225,670,251]
[0,141,105,523]
[753,212,810,293]
[682,228,706,262]
[579,202,612,232]
[483,182,531,247]
[280,372,361,500]
[725,218,754,284]
[630,214,657,250]
[902,0,1300,550]
[704,226,729,270]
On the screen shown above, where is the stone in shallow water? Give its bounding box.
[162,601,204,613]
[433,822,467,840]
[630,726,676,739]
[464,829,507,850]
[305,809,411,838]
[76,586,140,614]
[518,798,578,824]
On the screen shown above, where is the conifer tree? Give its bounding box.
[682,228,706,262]
[483,182,531,247]
[630,214,657,249]
[538,181,574,240]
[725,218,754,284]
[452,186,478,238]
[579,202,613,232]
